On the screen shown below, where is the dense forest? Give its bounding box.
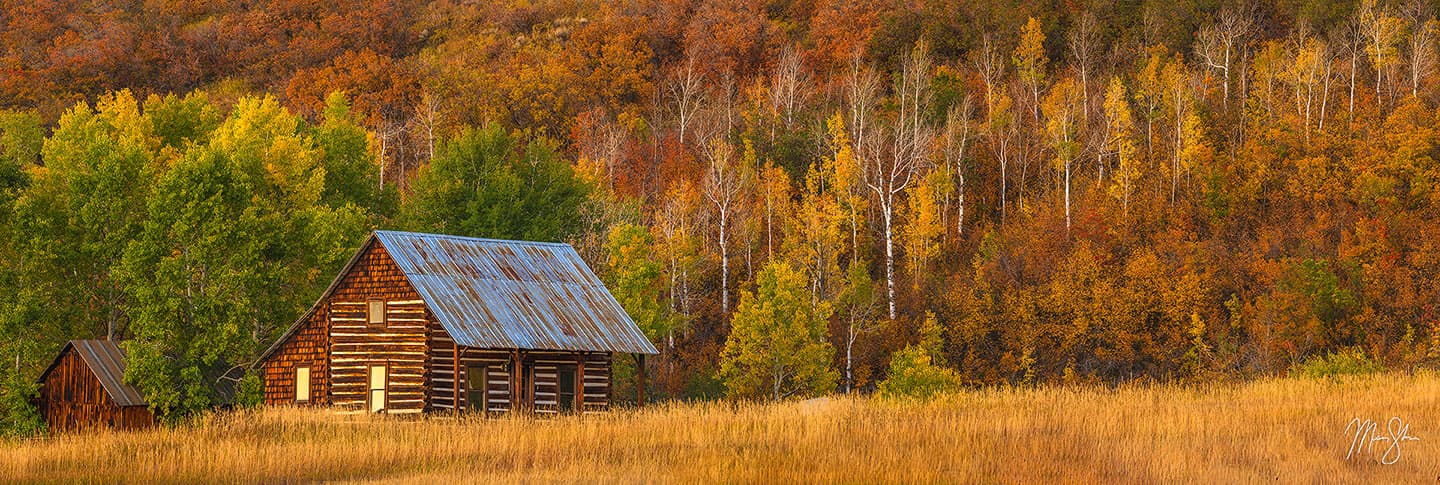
[4,0,1440,427]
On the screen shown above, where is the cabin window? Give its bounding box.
[368,365,387,413]
[295,367,311,402]
[466,365,488,412]
[557,366,577,412]
[367,299,386,327]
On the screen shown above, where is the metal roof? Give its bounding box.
[374,231,658,354]
[38,340,148,407]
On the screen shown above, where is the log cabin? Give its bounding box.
[34,340,156,432]
[256,230,659,415]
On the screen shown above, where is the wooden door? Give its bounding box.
[368,365,387,413]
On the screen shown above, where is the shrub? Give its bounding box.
[879,313,962,399]
[234,372,263,409]
[0,375,44,438]
[1290,347,1383,379]
[877,345,962,399]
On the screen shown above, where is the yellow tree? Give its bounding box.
[1013,17,1048,123]
[1103,77,1140,214]
[787,150,843,306]
[1043,75,1083,232]
[758,159,793,261]
[826,114,868,265]
[902,167,945,290]
[1133,45,1168,161]
[940,97,974,237]
[1162,55,1198,204]
[1287,36,1329,141]
[1194,7,1255,111]
[987,93,1016,221]
[864,40,934,320]
[701,135,753,315]
[1177,109,1211,196]
[719,261,837,401]
[655,180,702,342]
[1403,6,1439,98]
[1359,0,1405,105]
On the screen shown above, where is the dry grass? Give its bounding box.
[4,372,1438,483]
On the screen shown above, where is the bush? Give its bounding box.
[0,374,44,438]
[1290,348,1383,379]
[233,372,263,409]
[877,345,963,399]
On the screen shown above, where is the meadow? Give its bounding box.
[3,373,1437,483]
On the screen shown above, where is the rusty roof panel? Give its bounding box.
[39,340,147,407]
[375,231,659,354]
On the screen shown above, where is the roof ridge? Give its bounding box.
[374,230,573,248]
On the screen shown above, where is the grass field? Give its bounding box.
[3,372,1438,483]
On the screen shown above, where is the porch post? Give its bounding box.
[509,348,520,412]
[635,353,646,407]
[575,352,586,413]
[452,343,461,413]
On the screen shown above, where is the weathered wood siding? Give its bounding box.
[36,350,154,432]
[260,306,329,406]
[528,352,611,414]
[428,313,611,414]
[324,243,428,414]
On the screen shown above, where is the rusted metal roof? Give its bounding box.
[38,340,148,407]
[374,231,659,354]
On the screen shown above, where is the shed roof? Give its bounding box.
[259,231,658,363]
[38,340,147,407]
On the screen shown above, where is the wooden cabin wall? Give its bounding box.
[428,314,612,415]
[427,329,514,413]
[37,350,155,432]
[260,307,329,406]
[529,352,611,415]
[325,243,428,414]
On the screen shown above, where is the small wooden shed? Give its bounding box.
[35,340,155,432]
[256,230,659,414]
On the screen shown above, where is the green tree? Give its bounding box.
[120,95,374,422]
[143,92,221,151]
[0,110,41,205]
[119,147,270,422]
[12,91,156,342]
[313,92,395,215]
[604,222,676,402]
[878,312,962,399]
[719,261,837,401]
[403,124,589,241]
[604,223,675,344]
[0,373,42,437]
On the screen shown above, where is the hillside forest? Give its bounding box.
[3,0,1440,427]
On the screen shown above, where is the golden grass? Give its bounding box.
[4,372,1438,483]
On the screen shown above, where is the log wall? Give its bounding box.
[36,350,155,432]
[428,313,612,414]
[324,243,428,414]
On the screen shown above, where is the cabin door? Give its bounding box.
[368,365,387,413]
[557,366,577,412]
[466,365,488,412]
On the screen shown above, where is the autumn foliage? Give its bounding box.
[4,0,1440,418]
